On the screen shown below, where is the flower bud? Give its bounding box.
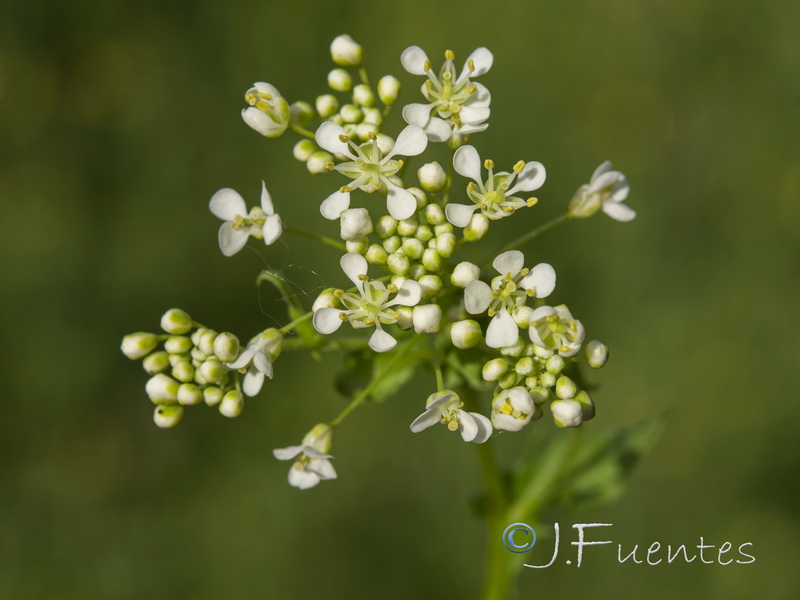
[302,423,334,453]
[241,98,290,138]
[169,353,189,367]
[515,357,535,376]
[315,94,339,118]
[171,361,195,383]
[532,344,555,359]
[415,224,433,242]
[417,162,446,192]
[434,223,453,235]
[499,337,525,357]
[198,330,218,356]
[421,248,442,272]
[330,34,364,67]
[555,376,577,399]
[219,390,244,418]
[160,308,192,335]
[464,213,489,242]
[199,358,226,384]
[376,134,394,155]
[575,390,596,421]
[423,203,446,225]
[551,399,583,428]
[539,371,556,388]
[436,233,456,258]
[492,387,534,432]
[387,251,410,275]
[450,320,482,349]
[585,340,609,368]
[142,351,170,375]
[408,264,426,280]
[482,358,508,382]
[307,150,334,174]
[121,332,159,360]
[345,238,369,254]
[365,244,388,265]
[289,100,315,125]
[153,405,183,428]
[354,123,378,141]
[313,288,340,312]
[327,68,353,92]
[383,235,401,253]
[397,217,418,237]
[529,386,550,405]
[375,215,397,238]
[177,383,203,406]
[363,108,382,126]
[339,207,373,241]
[499,371,520,389]
[512,306,534,328]
[413,304,441,334]
[213,332,240,363]
[164,335,192,355]
[401,237,424,260]
[203,386,224,406]
[396,306,413,330]
[546,355,565,374]
[339,103,362,123]
[352,84,375,107]
[418,274,443,300]
[377,75,401,105]
[451,262,480,287]
[145,374,180,404]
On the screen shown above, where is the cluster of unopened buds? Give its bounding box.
[123,35,635,489]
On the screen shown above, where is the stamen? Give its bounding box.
[526,197,539,207]
[488,308,496,317]
[367,131,377,140]
[520,268,529,276]
[357,274,369,281]
[423,59,432,72]
[445,50,455,61]
[546,314,559,323]
[339,312,348,321]
[339,185,351,193]
[338,134,350,143]
[468,58,475,72]
[333,289,344,298]
[387,283,398,293]
[559,346,570,353]
[513,161,525,174]
[484,159,495,170]
[325,162,335,171]
[447,420,459,432]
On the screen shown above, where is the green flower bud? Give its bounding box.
[153,404,183,428]
[387,251,411,275]
[172,361,195,383]
[199,358,226,384]
[340,207,373,241]
[198,330,218,356]
[546,355,565,374]
[423,203,446,225]
[450,320,482,349]
[302,423,334,453]
[422,248,442,272]
[396,306,413,330]
[451,261,480,287]
[219,390,244,418]
[177,383,203,406]
[515,357,535,376]
[344,238,368,254]
[376,134,394,155]
[436,233,456,258]
[316,94,339,118]
[464,214,489,242]
[499,337,525,357]
[191,347,207,363]
[256,328,284,362]
[433,223,454,235]
[352,84,375,107]
[413,304,441,334]
[483,358,508,382]
[365,244,388,265]
[160,309,193,335]
[142,351,170,375]
[375,215,398,238]
[575,390,596,421]
[551,399,583,428]
[418,274,443,300]
[213,332,240,363]
[408,187,428,210]
[377,75,401,105]
[168,353,190,367]
[585,340,609,368]
[532,343,555,359]
[330,34,364,67]
[513,306,534,328]
[312,288,341,312]
[327,68,353,92]
[539,371,556,388]
[383,235,401,253]
[397,217,418,237]
[164,335,192,355]
[121,332,159,360]
[339,103,362,123]
[408,264,427,280]
[415,224,434,242]
[555,376,577,399]
[529,386,550,405]
[363,108,382,126]
[402,237,424,260]
[289,101,315,125]
[145,374,180,404]
[307,151,334,174]
[499,371,520,390]
[417,162,446,192]
[203,386,224,407]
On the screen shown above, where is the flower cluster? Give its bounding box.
[122,35,635,489]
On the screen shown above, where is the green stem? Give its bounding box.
[279,311,312,335]
[284,226,347,251]
[288,122,316,139]
[358,66,370,87]
[430,336,444,391]
[487,213,572,264]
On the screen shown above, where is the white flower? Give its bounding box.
[315,121,428,221]
[339,207,373,241]
[312,253,422,352]
[528,304,586,357]
[226,329,283,397]
[551,399,583,428]
[400,47,493,142]
[445,145,545,227]
[412,304,441,334]
[330,34,363,67]
[464,251,556,348]
[209,181,282,256]
[409,391,492,443]
[241,82,290,138]
[491,387,535,432]
[568,161,634,221]
[273,424,337,490]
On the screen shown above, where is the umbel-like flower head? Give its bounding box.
[226,329,283,397]
[568,161,635,221]
[410,390,492,443]
[315,121,428,221]
[209,181,282,256]
[529,304,586,357]
[445,145,546,227]
[312,253,422,352]
[241,82,290,138]
[273,423,337,490]
[401,46,493,142]
[465,251,556,348]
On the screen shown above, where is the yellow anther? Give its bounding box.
[467,182,476,192]
[526,197,539,207]
[257,92,273,100]
[372,183,381,191]
[559,346,570,353]
[499,404,513,415]
[255,100,272,112]
[425,80,433,91]
[339,185,351,193]
[445,50,455,61]
[423,60,432,72]
[447,420,459,432]
[365,318,375,326]
[387,283,398,293]
[546,314,559,323]
[569,320,577,332]
[367,131,377,140]
[338,134,350,143]
[357,274,369,281]
[333,289,345,298]
[531,320,540,327]
[484,159,495,170]
[487,308,496,317]
[504,273,512,281]
[325,162,335,171]
[513,160,525,174]
[396,159,404,168]
[502,206,514,213]
[468,58,475,72]
[526,289,535,297]
[520,268,529,276]
[468,84,477,95]
[339,312,349,321]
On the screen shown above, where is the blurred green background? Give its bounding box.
[2,0,798,598]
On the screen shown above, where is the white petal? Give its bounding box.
[459,106,490,125]
[402,103,433,127]
[462,47,493,78]
[464,280,492,314]
[386,184,418,220]
[486,311,519,349]
[445,203,479,228]
[313,307,345,334]
[273,445,304,461]
[457,410,479,442]
[456,122,489,135]
[260,181,275,214]
[262,214,282,245]
[602,201,636,222]
[303,447,333,460]
[340,252,369,286]
[387,125,428,158]
[401,45,430,75]
[307,458,337,480]
[530,305,556,323]
[422,117,453,142]
[589,170,621,193]
[492,250,524,276]
[242,107,281,137]
[453,145,482,181]
[218,223,249,257]
[591,160,613,183]
[469,412,493,443]
[315,121,352,156]
[394,280,422,306]
[467,82,492,107]
[528,325,546,347]
[242,367,265,397]
[611,179,630,202]
[508,161,546,194]
[253,350,273,378]
[252,82,281,97]
[410,406,442,433]
[369,328,397,352]
[226,345,258,369]
[320,190,351,220]
[288,465,321,489]
[209,188,246,221]
[520,263,556,298]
